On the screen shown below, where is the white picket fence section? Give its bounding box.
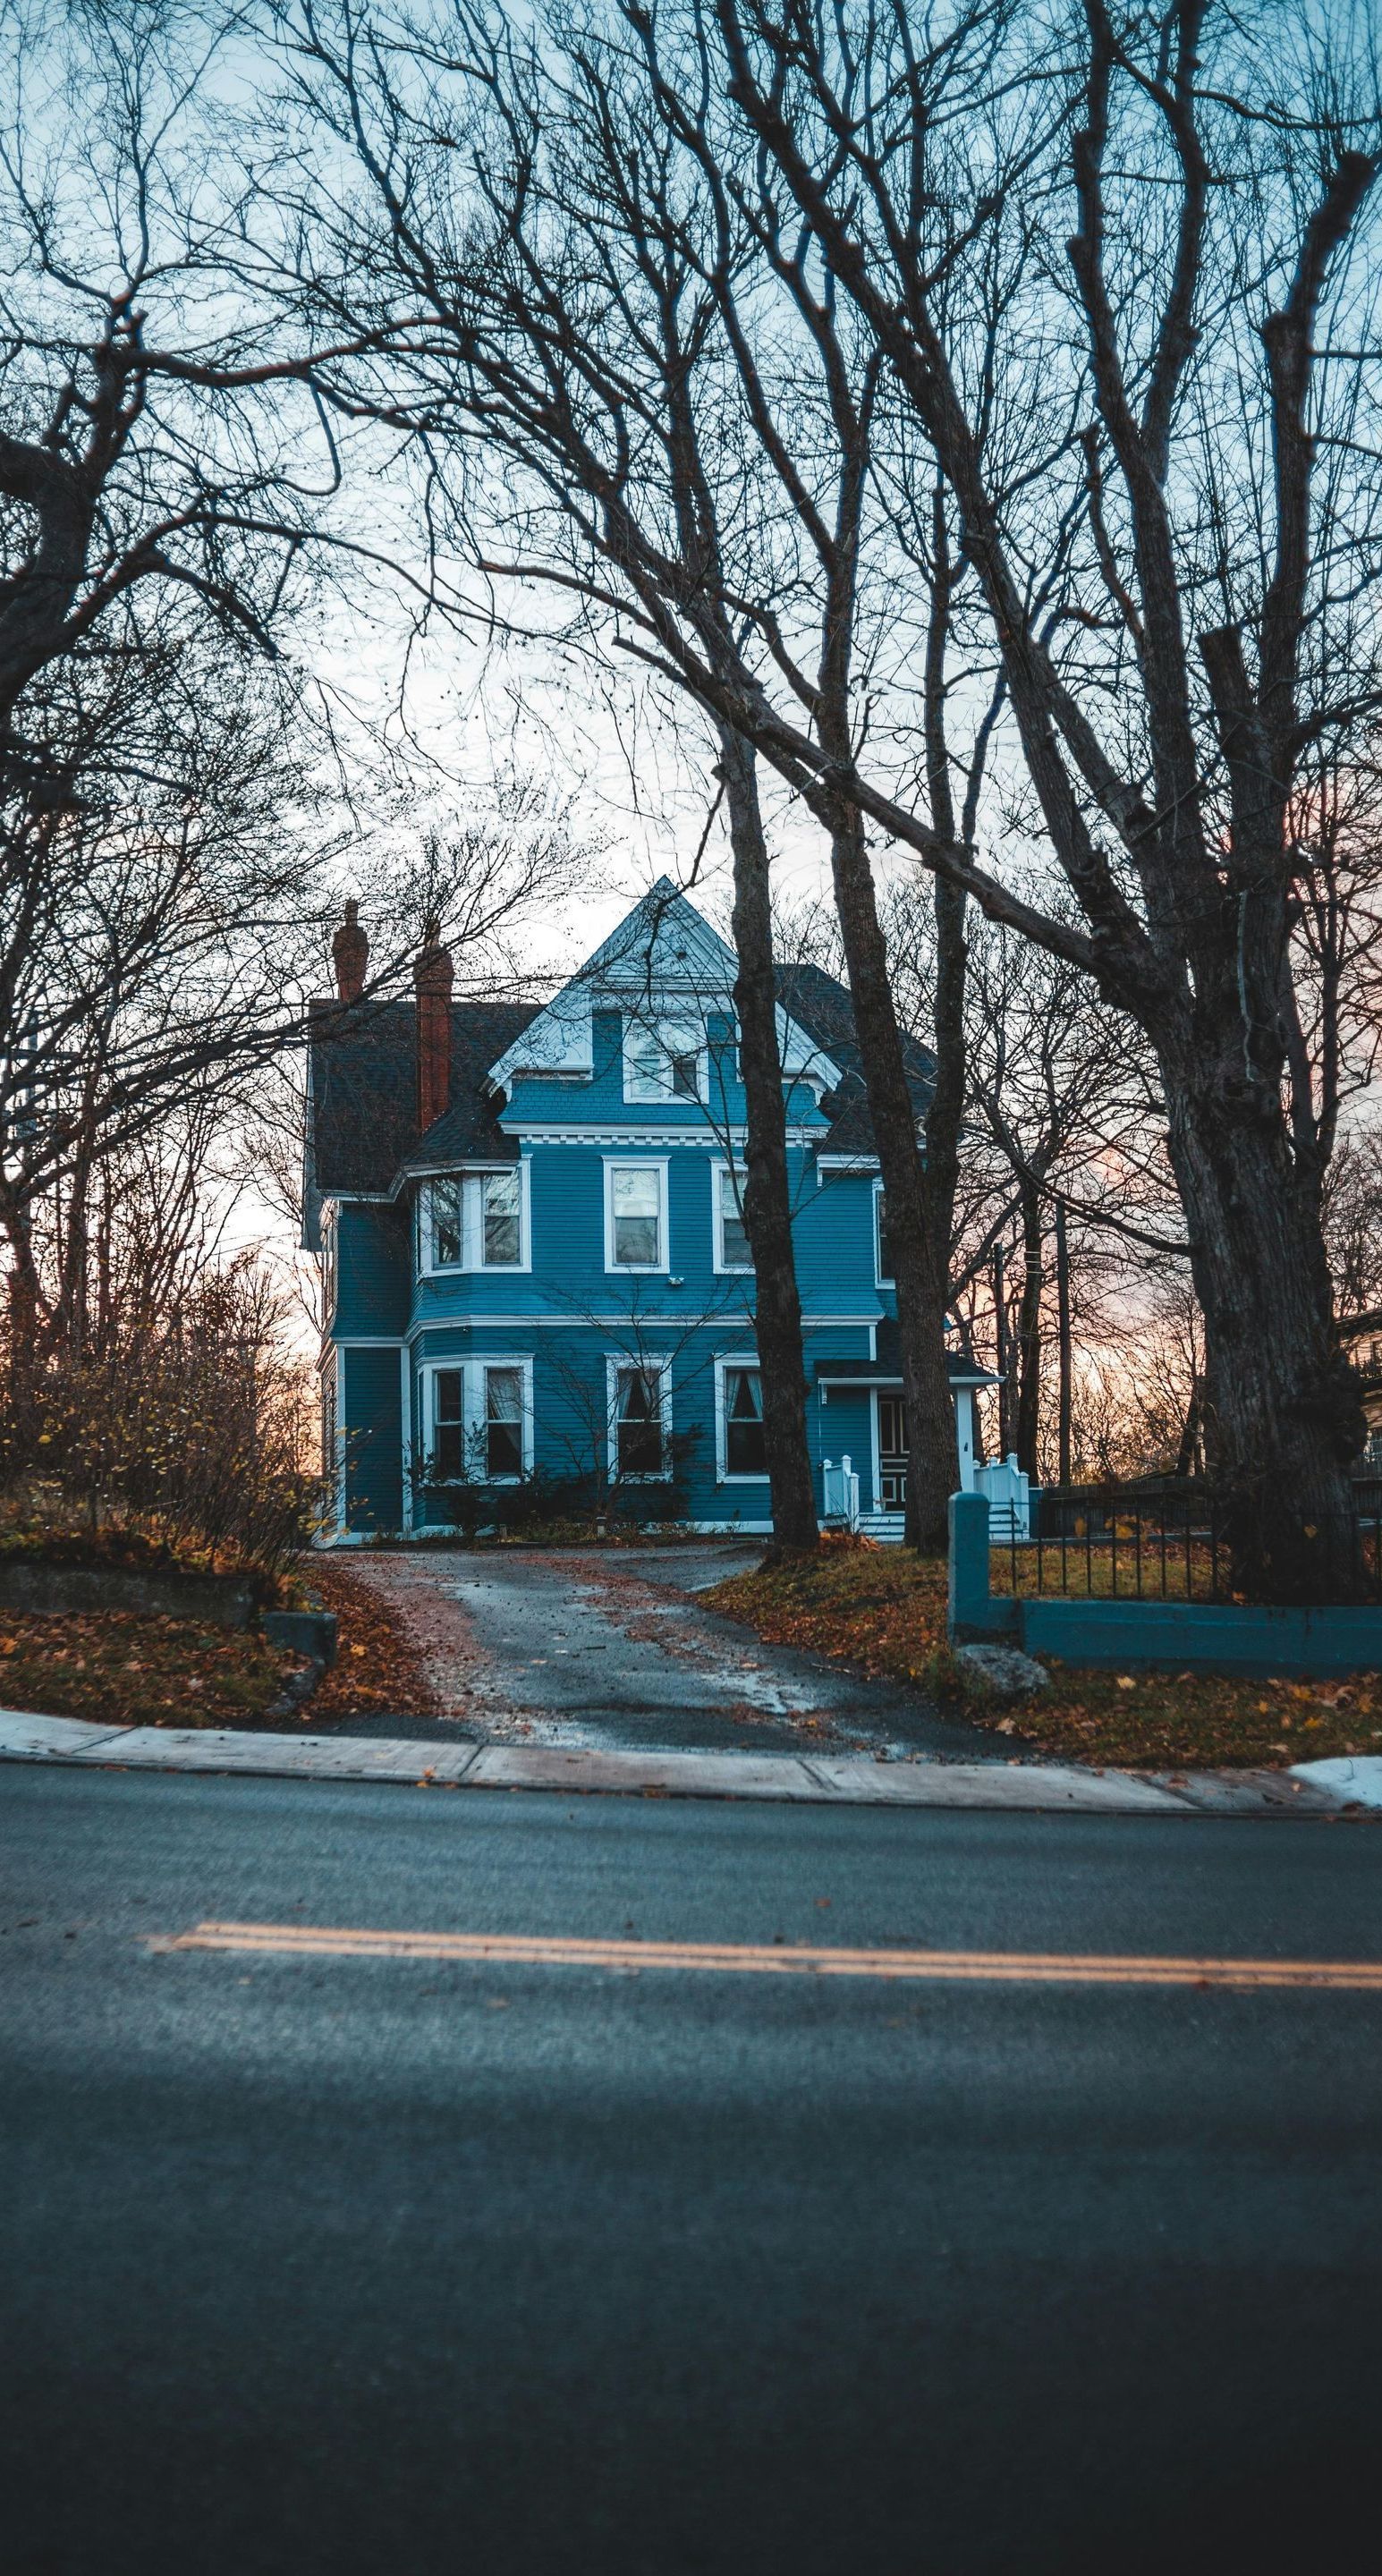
[973,1453,1034,1542]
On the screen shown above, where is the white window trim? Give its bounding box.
[621,1016,708,1106]
[603,1155,671,1274]
[418,1355,534,1486]
[715,1352,769,1483]
[419,1162,532,1278]
[606,1353,674,1483]
[711,1159,753,1275]
[324,1348,345,1533]
[874,1177,894,1289]
[320,1203,339,1324]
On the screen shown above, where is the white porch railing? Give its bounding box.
[973,1453,1034,1541]
[822,1454,861,1530]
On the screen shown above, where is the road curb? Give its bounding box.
[0,1707,1377,1816]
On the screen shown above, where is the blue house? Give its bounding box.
[304,882,990,1538]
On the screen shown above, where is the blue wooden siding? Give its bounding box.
[324,980,918,1533]
[335,1207,411,1338]
[343,1346,403,1530]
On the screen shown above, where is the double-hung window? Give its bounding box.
[718,1360,767,1479]
[623,1018,704,1105]
[714,1165,751,1272]
[611,1362,669,1479]
[606,1161,667,1270]
[427,1167,526,1272]
[431,1367,465,1481]
[482,1366,524,1479]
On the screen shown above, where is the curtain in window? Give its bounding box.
[611,1166,662,1267]
[485,1367,524,1479]
[725,1366,766,1474]
[615,1367,665,1477]
[719,1167,750,1268]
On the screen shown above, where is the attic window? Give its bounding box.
[623,1017,705,1105]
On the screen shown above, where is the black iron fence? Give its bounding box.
[992,1474,1382,1606]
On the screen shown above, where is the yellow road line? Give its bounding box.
[155,1922,1382,1990]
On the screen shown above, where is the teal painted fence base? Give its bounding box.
[947,1493,1382,1680]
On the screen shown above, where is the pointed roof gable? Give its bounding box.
[485,877,836,1090]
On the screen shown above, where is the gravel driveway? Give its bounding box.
[326,1544,997,1760]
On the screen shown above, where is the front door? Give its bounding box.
[878,1394,909,1513]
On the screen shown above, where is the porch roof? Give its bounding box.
[815,1355,1000,1390]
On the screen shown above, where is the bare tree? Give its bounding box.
[581,0,1382,1600]
[275,0,826,1541]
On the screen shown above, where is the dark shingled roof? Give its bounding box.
[774,960,936,1155]
[303,996,538,1246]
[301,954,929,1245]
[813,1317,998,1385]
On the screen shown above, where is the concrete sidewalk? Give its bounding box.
[2,1705,1378,1817]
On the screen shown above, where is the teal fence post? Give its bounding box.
[948,1490,1021,1642]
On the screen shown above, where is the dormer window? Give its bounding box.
[425,1167,528,1273]
[623,1016,705,1105]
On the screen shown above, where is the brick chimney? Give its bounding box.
[332,900,369,1004]
[414,917,454,1132]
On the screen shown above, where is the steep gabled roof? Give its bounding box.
[303,997,538,1244]
[301,895,930,1242]
[487,877,838,1092]
[775,959,937,1155]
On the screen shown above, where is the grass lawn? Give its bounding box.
[705,1541,1382,1771]
[0,1610,307,1729]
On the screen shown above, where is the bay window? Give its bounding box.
[426,1166,527,1272]
[424,1360,531,1487]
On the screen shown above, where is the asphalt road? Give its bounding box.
[4,1764,1380,2576]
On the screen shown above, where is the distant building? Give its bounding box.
[1340,1309,1382,1466]
[305,881,990,1538]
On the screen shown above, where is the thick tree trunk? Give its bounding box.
[1014,1185,1042,1479]
[1168,1080,1366,1600]
[1174,1375,1204,1480]
[718,728,818,1551]
[827,809,954,1550]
